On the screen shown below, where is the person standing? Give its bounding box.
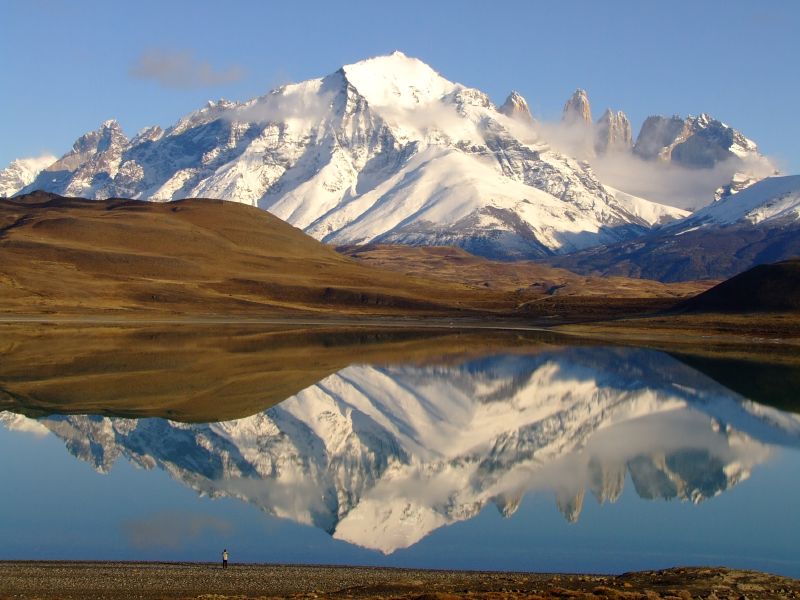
[222,549,229,569]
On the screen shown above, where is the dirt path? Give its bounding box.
[0,562,798,599]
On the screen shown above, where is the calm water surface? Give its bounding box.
[1,331,798,575]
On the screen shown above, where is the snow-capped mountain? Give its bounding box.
[633,113,774,200]
[0,154,56,197]
[545,88,776,211]
[548,175,800,281]
[673,174,800,229]
[634,113,759,168]
[17,52,687,259]
[3,346,794,554]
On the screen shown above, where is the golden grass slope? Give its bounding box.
[340,244,710,298]
[0,193,501,316]
[0,192,709,319]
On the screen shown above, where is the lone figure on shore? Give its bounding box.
[222,549,229,569]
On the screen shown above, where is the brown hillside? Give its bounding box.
[0,192,507,316]
[679,258,800,313]
[0,193,707,320]
[340,244,710,298]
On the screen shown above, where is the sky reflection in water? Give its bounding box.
[1,343,799,575]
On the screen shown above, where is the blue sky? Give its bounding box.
[2,0,798,172]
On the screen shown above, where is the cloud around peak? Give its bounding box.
[130,48,245,90]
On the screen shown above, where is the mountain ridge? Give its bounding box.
[545,176,800,281]
[6,52,757,261]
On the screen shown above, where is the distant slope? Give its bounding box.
[679,259,800,313]
[340,244,709,298]
[0,192,705,319]
[547,176,800,282]
[0,192,500,316]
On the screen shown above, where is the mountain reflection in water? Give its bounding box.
[3,344,798,555]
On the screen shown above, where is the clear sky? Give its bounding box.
[2,0,798,172]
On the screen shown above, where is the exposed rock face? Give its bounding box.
[498,91,533,123]
[562,89,592,124]
[633,113,760,168]
[632,115,687,161]
[594,108,632,154]
[36,119,130,198]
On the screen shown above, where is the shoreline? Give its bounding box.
[2,311,798,351]
[0,561,797,599]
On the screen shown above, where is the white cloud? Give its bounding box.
[528,116,778,211]
[227,87,336,124]
[592,151,778,211]
[130,49,245,90]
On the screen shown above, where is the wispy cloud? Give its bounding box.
[130,49,245,90]
[121,511,232,549]
[228,87,336,124]
[524,116,778,211]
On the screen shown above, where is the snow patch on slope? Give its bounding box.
[675,175,800,230]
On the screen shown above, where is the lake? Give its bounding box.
[1,325,798,576]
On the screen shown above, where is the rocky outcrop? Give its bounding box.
[29,119,129,198]
[562,88,592,124]
[498,91,533,123]
[594,108,632,154]
[633,113,760,168]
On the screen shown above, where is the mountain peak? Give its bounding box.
[595,108,632,154]
[100,119,121,130]
[563,89,592,124]
[341,52,456,108]
[498,91,533,123]
[634,113,763,169]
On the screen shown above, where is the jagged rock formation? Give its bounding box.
[7,53,783,261]
[562,89,592,124]
[594,108,632,154]
[498,91,533,123]
[634,113,761,169]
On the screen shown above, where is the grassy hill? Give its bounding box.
[0,192,503,316]
[679,259,800,313]
[0,192,705,320]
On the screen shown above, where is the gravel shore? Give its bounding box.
[1,562,798,599]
